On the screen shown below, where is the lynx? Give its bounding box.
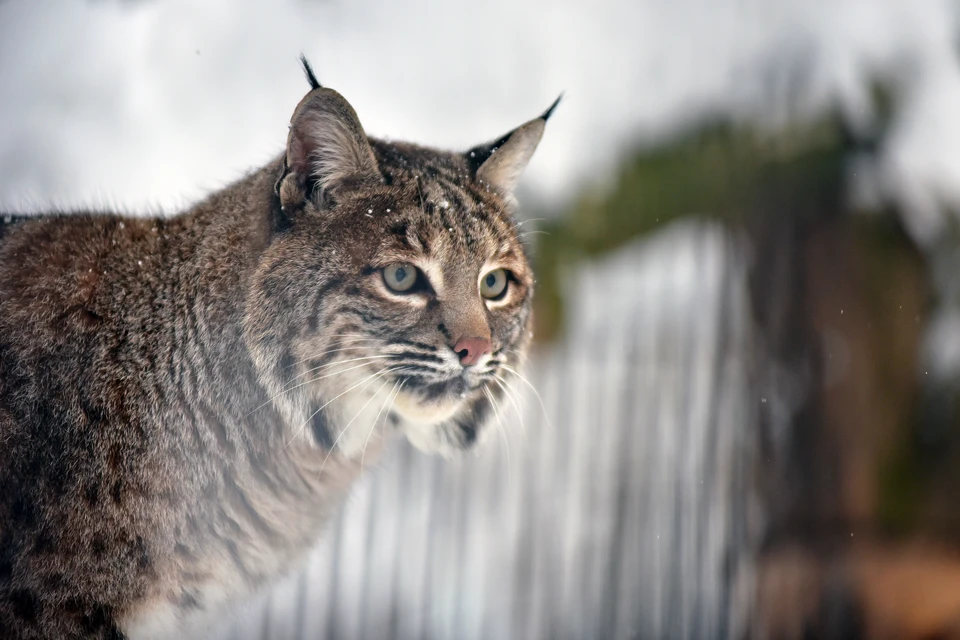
[0,58,557,639]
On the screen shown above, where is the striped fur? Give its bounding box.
[0,68,551,639]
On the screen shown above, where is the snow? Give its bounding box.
[0,0,958,235]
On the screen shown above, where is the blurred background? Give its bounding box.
[5,0,960,638]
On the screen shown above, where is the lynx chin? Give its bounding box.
[0,56,558,639]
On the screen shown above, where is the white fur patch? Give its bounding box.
[392,390,462,424]
[327,374,401,458]
[122,578,246,640]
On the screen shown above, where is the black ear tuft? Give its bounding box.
[540,93,563,122]
[299,54,322,91]
[464,94,561,194]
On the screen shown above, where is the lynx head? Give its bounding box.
[246,58,557,457]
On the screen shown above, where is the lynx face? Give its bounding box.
[246,63,557,456]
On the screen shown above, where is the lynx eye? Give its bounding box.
[480,268,508,300]
[383,263,419,293]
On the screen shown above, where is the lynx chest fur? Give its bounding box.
[0,59,556,639]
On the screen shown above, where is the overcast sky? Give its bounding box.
[1,0,959,239]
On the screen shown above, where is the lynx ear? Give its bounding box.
[466,94,562,194]
[282,84,381,207]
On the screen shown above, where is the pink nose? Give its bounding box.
[453,337,491,366]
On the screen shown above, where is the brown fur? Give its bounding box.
[0,63,554,638]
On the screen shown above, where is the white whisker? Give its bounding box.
[248,358,390,418]
[285,354,393,386]
[517,217,546,226]
[282,365,404,449]
[492,375,526,444]
[281,337,380,370]
[315,367,410,478]
[333,375,393,463]
[500,364,552,432]
[483,386,512,486]
[505,348,530,366]
[361,379,404,473]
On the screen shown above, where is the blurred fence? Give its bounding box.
[213,221,757,640]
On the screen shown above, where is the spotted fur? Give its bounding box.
[0,61,555,638]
